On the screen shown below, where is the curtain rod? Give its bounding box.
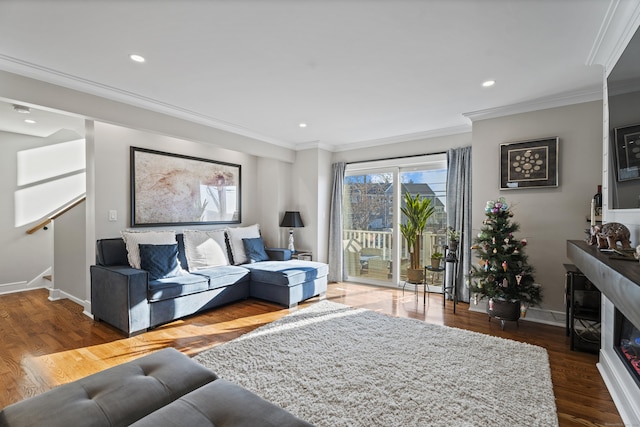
[346,151,447,165]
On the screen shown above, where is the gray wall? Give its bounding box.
[53,200,86,306]
[471,101,603,316]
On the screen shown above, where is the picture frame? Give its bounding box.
[613,123,640,181]
[130,147,241,227]
[500,137,559,190]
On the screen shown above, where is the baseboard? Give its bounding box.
[48,288,91,314]
[468,301,566,328]
[0,268,53,296]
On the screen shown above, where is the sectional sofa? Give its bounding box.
[90,225,328,336]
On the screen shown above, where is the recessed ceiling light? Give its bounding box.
[482,80,496,87]
[24,119,36,124]
[13,104,31,114]
[299,123,308,128]
[129,54,146,63]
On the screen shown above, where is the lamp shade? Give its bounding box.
[280,211,304,228]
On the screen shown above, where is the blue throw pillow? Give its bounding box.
[139,243,181,280]
[242,237,269,263]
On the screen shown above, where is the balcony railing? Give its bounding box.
[343,229,446,280]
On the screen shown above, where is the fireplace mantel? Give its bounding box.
[567,240,640,328]
[567,240,640,424]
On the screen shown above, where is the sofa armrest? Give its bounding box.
[90,265,150,336]
[265,248,292,261]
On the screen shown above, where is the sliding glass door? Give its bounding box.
[342,155,447,286]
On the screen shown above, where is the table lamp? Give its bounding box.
[280,211,304,252]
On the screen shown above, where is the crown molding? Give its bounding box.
[332,124,472,153]
[586,0,640,74]
[0,54,297,150]
[463,86,603,122]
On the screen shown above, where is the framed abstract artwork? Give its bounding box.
[130,147,241,226]
[613,123,640,181]
[500,137,559,190]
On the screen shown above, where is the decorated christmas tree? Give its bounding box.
[470,197,542,316]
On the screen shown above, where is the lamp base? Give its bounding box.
[288,229,295,252]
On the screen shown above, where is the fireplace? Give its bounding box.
[567,240,640,425]
[614,309,640,387]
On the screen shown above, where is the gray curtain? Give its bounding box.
[328,162,346,282]
[446,146,472,303]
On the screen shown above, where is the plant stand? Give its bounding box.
[443,246,458,314]
[488,299,520,330]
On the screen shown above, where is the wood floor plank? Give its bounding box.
[0,283,625,426]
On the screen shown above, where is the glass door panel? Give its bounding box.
[398,168,447,283]
[343,171,394,284]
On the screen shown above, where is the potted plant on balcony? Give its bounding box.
[447,226,460,252]
[469,197,542,329]
[400,192,435,284]
[430,251,443,269]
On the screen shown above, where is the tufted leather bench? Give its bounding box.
[0,348,312,427]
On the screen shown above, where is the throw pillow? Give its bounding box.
[121,230,177,269]
[242,237,270,263]
[139,243,182,281]
[182,229,230,270]
[227,224,261,265]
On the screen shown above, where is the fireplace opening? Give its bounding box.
[614,308,640,388]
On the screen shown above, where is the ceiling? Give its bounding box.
[0,0,616,151]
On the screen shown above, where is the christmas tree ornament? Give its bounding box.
[471,244,480,250]
[504,237,510,244]
[513,248,519,254]
[484,260,489,271]
[502,278,508,287]
[516,274,522,285]
[520,302,528,318]
[521,238,527,246]
[489,298,494,310]
[502,261,508,272]
[492,237,496,244]
[493,248,497,254]
[474,294,478,305]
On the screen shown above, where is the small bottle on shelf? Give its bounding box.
[593,185,602,209]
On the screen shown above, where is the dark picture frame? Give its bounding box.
[130,147,241,227]
[613,123,640,181]
[500,137,559,190]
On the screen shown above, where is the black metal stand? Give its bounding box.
[443,245,458,313]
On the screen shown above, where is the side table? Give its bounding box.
[425,265,445,304]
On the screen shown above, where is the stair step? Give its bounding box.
[43,275,52,281]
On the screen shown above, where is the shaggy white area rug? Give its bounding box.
[194,300,558,427]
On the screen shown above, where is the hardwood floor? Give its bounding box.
[0,283,624,426]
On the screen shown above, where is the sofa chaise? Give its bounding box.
[0,347,313,427]
[90,226,328,336]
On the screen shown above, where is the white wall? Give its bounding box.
[0,129,82,293]
[471,101,603,318]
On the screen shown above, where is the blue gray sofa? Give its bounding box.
[90,233,328,336]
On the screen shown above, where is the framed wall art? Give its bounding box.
[613,123,640,181]
[500,137,559,190]
[130,147,241,226]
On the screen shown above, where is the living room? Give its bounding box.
[1,1,640,426]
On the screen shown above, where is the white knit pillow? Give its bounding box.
[227,224,261,265]
[121,230,177,269]
[182,229,230,270]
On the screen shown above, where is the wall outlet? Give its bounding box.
[108,210,117,222]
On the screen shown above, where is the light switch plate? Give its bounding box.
[108,210,117,221]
